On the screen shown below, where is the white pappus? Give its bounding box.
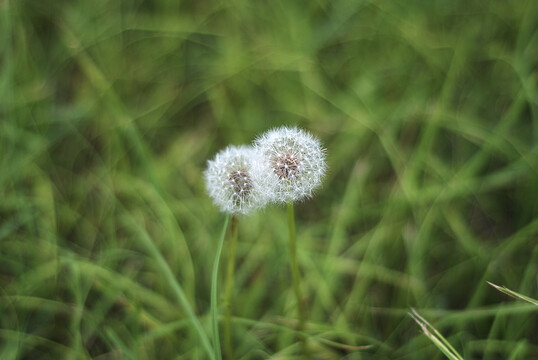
[204,145,273,215]
[253,126,327,203]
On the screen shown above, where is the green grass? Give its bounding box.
[409,309,464,360]
[2,0,538,359]
[210,214,230,360]
[487,282,538,306]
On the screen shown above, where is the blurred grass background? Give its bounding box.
[1,0,538,359]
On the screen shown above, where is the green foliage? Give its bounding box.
[1,0,537,359]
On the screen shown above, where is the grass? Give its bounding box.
[409,309,464,360]
[2,0,538,359]
[210,214,230,360]
[487,282,538,306]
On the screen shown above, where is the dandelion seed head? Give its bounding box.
[254,126,327,203]
[204,145,271,214]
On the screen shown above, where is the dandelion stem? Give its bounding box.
[224,215,238,360]
[287,202,307,343]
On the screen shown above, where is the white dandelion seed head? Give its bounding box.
[254,126,327,203]
[204,145,272,215]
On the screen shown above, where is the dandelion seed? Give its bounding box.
[204,145,272,215]
[254,126,327,203]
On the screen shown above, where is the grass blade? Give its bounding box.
[487,282,538,306]
[409,309,464,360]
[211,214,230,360]
[124,215,215,360]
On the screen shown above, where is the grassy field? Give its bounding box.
[2,0,538,359]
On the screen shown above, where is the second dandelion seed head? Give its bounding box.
[254,126,327,203]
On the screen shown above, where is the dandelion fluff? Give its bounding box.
[254,126,327,203]
[204,145,272,215]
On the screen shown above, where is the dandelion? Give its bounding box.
[205,129,327,357]
[204,145,271,215]
[253,126,327,203]
[253,126,327,350]
[205,145,273,359]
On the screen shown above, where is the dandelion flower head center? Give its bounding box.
[228,168,252,197]
[272,152,300,179]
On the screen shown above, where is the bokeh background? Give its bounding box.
[2,0,537,359]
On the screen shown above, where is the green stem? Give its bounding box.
[211,214,231,360]
[287,202,307,333]
[224,216,238,360]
